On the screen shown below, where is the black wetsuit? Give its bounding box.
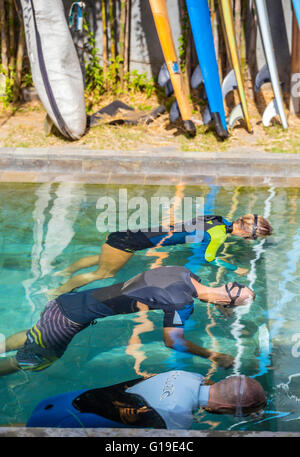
[16,266,200,371]
[106,215,237,270]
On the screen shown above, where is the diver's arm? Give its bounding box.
[163,327,234,368]
[210,258,248,275]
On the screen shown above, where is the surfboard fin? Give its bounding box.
[228,103,245,129]
[203,105,212,125]
[191,64,203,89]
[170,100,180,122]
[222,69,238,98]
[211,112,228,139]
[262,98,281,127]
[191,64,207,100]
[158,63,174,97]
[255,64,271,92]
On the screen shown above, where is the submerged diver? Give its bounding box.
[0,266,255,376]
[26,370,266,429]
[50,213,272,297]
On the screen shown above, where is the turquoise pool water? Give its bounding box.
[0,182,299,431]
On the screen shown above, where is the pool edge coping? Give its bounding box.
[0,427,299,437]
[0,147,300,186]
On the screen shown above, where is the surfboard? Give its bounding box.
[290,1,300,114]
[148,0,196,137]
[292,0,300,29]
[26,389,129,428]
[218,0,252,133]
[20,0,87,140]
[186,0,228,138]
[255,0,288,129]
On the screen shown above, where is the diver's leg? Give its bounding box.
[94,243,133,277]
[0,357,21,376]
[48,243,133,297]
[54,255,100,278]
[0,330,28,354]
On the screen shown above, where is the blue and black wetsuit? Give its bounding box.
[16,266,200,371]
[106,215,237,271]
[27,370,210,429]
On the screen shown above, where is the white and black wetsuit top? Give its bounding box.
[56,266,200,327]
[125,370,209,429]
[72,370,210,429]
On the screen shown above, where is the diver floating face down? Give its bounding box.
[205,375,266,417]
[191,277,255,316]
[232,213,273,241]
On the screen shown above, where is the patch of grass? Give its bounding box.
[1,97,300,154]
[180,125,229,152]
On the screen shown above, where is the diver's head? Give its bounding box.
[218,282,255,309]
[232,214,273,240]
[190,278,255,311]
[205,375,266,416]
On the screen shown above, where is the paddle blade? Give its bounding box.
[222,69,238,98]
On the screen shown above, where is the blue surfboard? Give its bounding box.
[26,389,129,428]
[186,0,228,138]
[26,381,166,429]
[292,0,300,29]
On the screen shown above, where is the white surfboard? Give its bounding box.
[255,0,288,129]
[21,0,86,140]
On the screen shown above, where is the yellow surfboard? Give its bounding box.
[218,0,252,133]
[149,0,196,136]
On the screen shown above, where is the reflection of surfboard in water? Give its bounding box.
[255,0,288,129]
[186,0,228,138]
[292,0,300,29]
[219,0,252,133]
[148,0,196,137]
[20,0,86,140]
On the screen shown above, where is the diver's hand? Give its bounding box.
[210,352,234,369]
[235,267,249,276]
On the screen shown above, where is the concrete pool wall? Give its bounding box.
[1,147,300,186]
[1,146,300,438]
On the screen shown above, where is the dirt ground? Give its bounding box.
[0,84,300,154]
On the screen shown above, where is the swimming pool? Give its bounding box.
[0,182,299,431]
